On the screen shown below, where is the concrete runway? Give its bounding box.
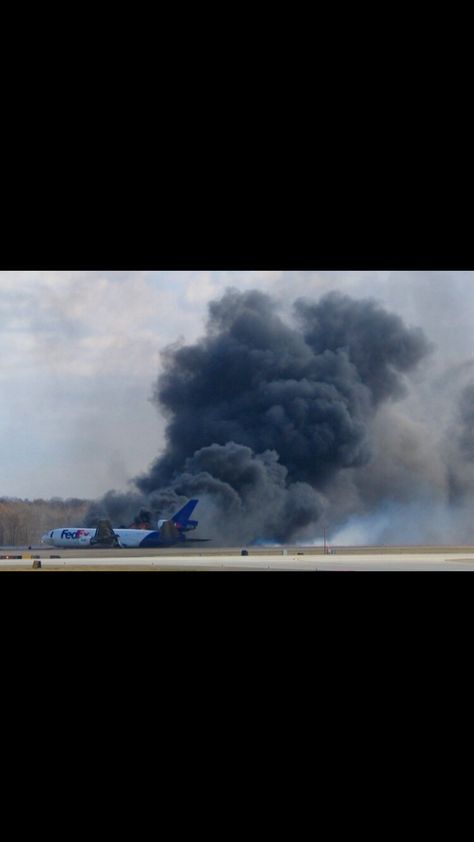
[3,546,474,570]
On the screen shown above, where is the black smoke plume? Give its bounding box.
[87,287,427,545]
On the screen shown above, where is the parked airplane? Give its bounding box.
[41,499,208,549]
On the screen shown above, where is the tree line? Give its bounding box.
[0,498,91,546]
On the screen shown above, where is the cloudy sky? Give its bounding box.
[2,270,474,503]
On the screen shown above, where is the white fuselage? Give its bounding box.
[41,527,164,549]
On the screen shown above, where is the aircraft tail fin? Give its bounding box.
[171,499,199,527]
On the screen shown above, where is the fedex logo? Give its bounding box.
[60,529,90,540]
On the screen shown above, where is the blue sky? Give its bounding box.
[1,270,473,500]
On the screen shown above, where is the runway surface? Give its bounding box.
[3,546,474,570]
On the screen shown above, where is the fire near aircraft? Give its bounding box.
[41,499,208,549]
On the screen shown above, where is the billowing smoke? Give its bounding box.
[80,282,474,546]
[85,288,436,544]
[137,290,430,492]
[324,368,474,545]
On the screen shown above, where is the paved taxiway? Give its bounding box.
[3,546,474,570]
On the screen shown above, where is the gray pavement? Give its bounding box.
[3,549,474,570]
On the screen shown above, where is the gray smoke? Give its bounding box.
[441,381,474,510]
[323,367,474,545]
[85,488,191,529]
[81,282,474,546]
[456,384,474,462]
[110,287,430,544]
[294,293,432,404]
